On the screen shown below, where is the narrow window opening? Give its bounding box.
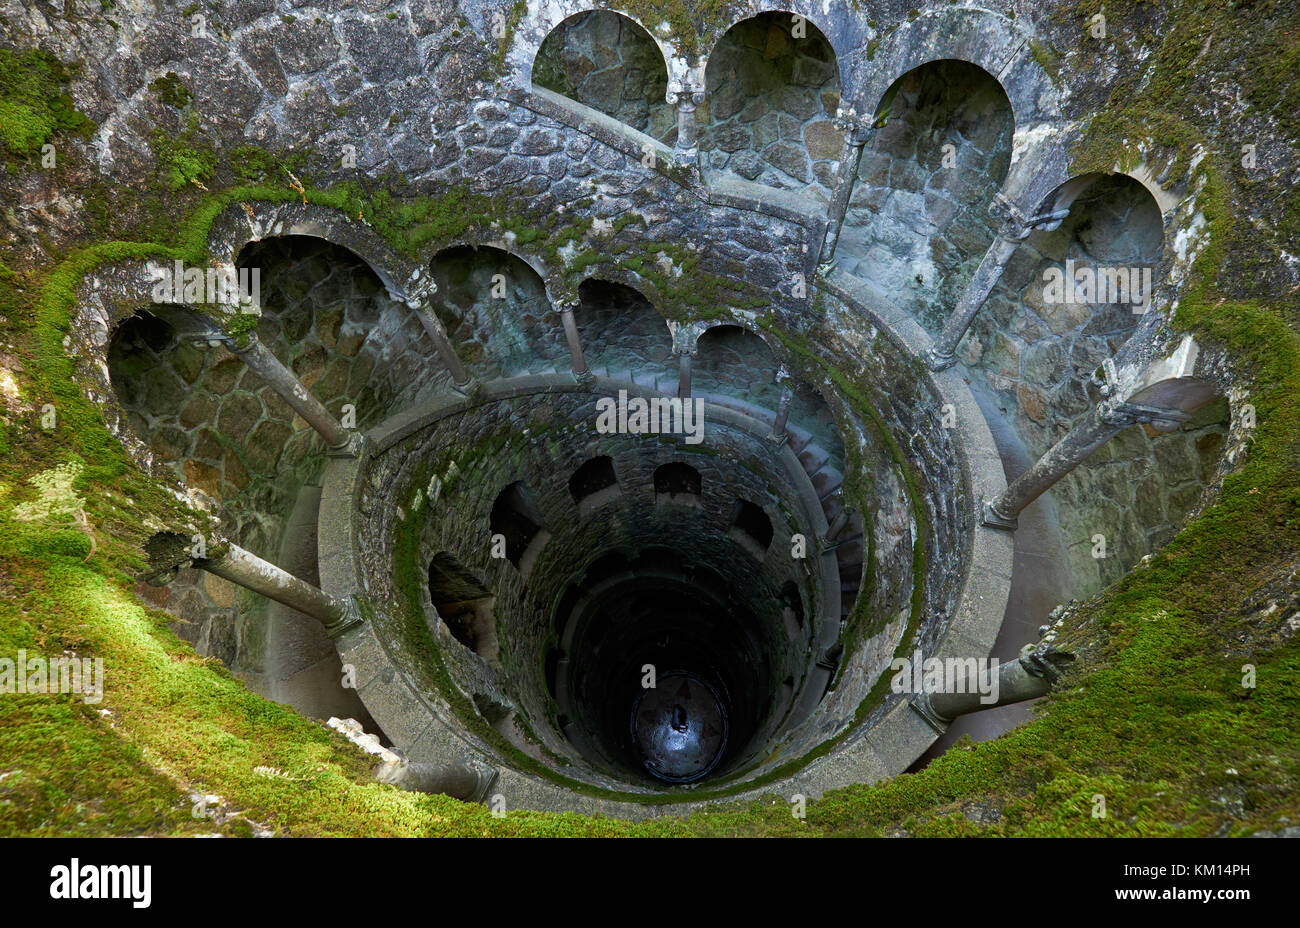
[654,461,702,507]
[730,499,773,558]
[569,455,621,515]
[427,552,498,661]
[490,482,551,577]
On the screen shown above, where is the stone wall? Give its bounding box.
[838,60,1014,330]
[699,11,843,201]
[532,10,674,142]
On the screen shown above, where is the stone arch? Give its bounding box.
[207,200,411,303]
[699,10,843,200]
[694,323,781,409]
[236,235,438,429]
[849,7,1060,136]
[573,277,673,385]
[532,10,675,141]
[959,173,1166,419]
[698,5,855,85]
[506,1,685,95]
[427,244,567,381]
[837,58,1016,328]
[1038,171,1171,241]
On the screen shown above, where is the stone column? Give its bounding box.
[824,507,854,545]
[406,268,473,390]
[672,324,701,400]
[911,646,1073,729]
[666,79,706,153]
[226,333,354,452]
[375,757,498,803]
[818,112,873,270]
[558,299,593,384]
[923,221,1030,372]
[923,199,1072,372]
[197,542,360,638]
[983,399,1188,529]
[677,348,693,399]
[768,369,794,442]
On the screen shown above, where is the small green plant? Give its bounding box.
[148,72,193,109]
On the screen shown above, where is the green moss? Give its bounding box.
[0,48,95,158]
[492,0,529,71]
[149,117,217,191]
[1028,39,1062,85]
[148,72,193,109]
[615,0,737,59]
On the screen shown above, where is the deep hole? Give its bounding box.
[553,550,771,785]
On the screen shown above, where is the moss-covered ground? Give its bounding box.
[1,2,1298,835]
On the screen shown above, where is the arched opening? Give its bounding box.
[238,235,428,428]
[778,580,804,640]
[837,60,1014,330]
[428,244,563,381]
[653,461,702,506]
[965,173,1167,433]
[569,455,620,515]
[700,11,841,200]
[532,10,674,141]
[490,481,551,577]
[730,499,774,558]
[956,173,1226,593]
[694,324,845,476]
[695,324,780,408]
[574,278,673,386]
[427,552,498,661]
[107,309,191,481]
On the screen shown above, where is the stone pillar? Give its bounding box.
[229,334,354,452]
[677,349,693,399]
[824,507,854,545]
[666,79,706,153]
[818,113,873,270]
[768,369,794,442]
[672,323,701,400]
[983,399,1188,529]
[911,646,1073,729]
[923,221,1029,372]
[198,542,360,638]
[375,757,498,803]
[406,268,473,390]
[923,199,1072,372]
[558,299,592,383]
